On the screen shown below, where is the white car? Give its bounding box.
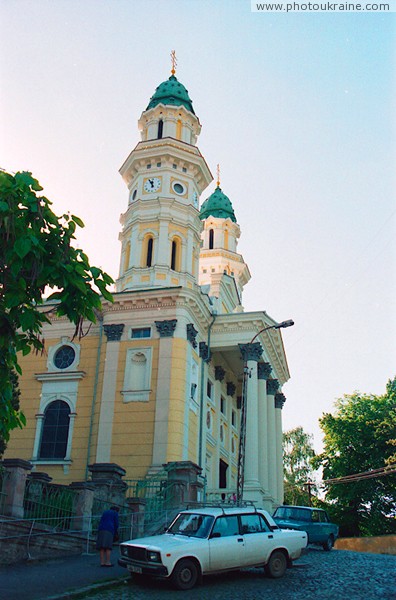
[118,506,308,590]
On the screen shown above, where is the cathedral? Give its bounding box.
[6,64,291,511]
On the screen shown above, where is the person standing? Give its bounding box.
[96,505,120,567]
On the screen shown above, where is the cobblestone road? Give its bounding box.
[81,548,396,600]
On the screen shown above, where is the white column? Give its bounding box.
[151,320,177,467]
[96,324,124,462]
[258,363,272,496]
[267,379,280,505]
[275,392,286,505]
[239,343,263,505]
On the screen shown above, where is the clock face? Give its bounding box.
[192,191,199,208]
[144,177,161,193]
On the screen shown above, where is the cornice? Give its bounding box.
[35,371,86,382]
[210,313,290,383]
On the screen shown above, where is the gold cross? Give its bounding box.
[171,50,177,75]
[216,164,221,187]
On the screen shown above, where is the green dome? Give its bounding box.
[146,75,195,114]
[199,186,236,222]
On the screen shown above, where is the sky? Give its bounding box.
[1,0,395,453]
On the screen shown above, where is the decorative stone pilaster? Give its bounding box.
[152,321,175,465]
[186,324,198,348]
[226,382,236,397]
[1,459,32,518]
[155,319,177,337]
[239,342,263,363]
[257,362,272,380]
[96,322,124,461]
[215,366,225,382]
[199,341,210,362]
[275,393,286,409]
[69,482,95,532]
[104,324,124,341]
[267,378,280,395]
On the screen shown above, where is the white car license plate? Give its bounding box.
[130,565,142,574]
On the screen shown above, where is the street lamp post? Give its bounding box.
[236,319,294,505]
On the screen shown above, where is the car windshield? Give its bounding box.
[274,507,312,522]
[167,513,215,538]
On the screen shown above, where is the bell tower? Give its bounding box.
[199,167,251,311]
[116,56,212,292]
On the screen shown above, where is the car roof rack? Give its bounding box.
[183,500,257,514]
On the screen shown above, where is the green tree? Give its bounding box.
[0,170,113,445]
[0,370,20,457]
[313,379,396,536]
[283,426,317,505]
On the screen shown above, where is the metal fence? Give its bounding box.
[23,479,78,531]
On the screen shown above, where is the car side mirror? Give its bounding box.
[210,532,221,538]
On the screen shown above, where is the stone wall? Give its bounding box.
[335,535,396,555]
[0,518,94,565]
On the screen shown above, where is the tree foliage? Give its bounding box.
[283,426,317,505]
[0,170,113,444]
[313,379,396,536]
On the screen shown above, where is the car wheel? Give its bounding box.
[265,550,287,579]
[171,559,199,590]
[323,535,335,551]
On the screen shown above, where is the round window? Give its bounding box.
[54,345,75,369]
[172,182,185,195]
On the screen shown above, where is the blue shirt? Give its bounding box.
[98,509,119,534]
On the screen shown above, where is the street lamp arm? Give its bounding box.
[249,319,294,344]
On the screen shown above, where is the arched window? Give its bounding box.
[171,240,177,270]
[146,237,153,267]
[171,237,182,271]
[209,229,214,249]
[39,400,70,460]
[157,119,163,139]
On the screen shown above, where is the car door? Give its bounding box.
[208,515,244,571]
[239,513,276,567]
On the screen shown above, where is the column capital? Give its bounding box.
[199,341,210,362]
[239,342,263,363]
[226,382,236,397]
[155,319,177,338]
[186,323,198,348]
[267,378,280,395]
[104,324,124,341]
[275,392,286,409]
[215,366,226,382]
[257,362,272,380]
